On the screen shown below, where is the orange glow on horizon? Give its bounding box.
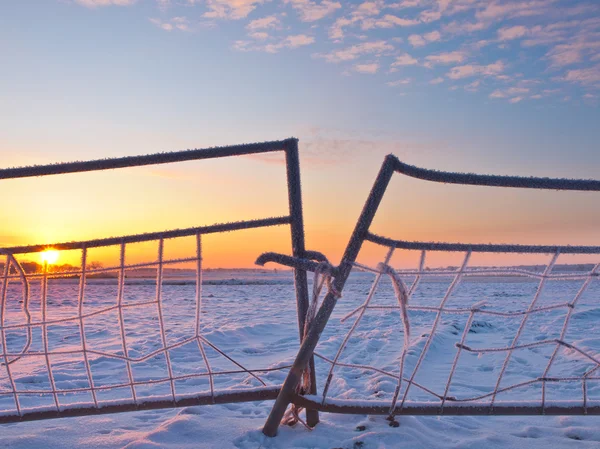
[2,152,599,270]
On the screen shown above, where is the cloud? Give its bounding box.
[316,40,394,63]
[447,60,505,79]
[509,96,524,103]
[249,31,269,40]
[464,79,481,92]
[387,78,412,86]
[234,34,315,52]
[149,16,190,31]
[354,63,380,74]
[490,86,530,99]
[443,20,488,35]
[76,0,137,5]
[247,15,280,30]
[420,9,442,23]
[328,0,473,40]
[409,30,441,47]
[563,65,600,86]
[408,34,426,47]
[476,0,557,21]
[520,19,600,47]
[362,14,421,29]
[425,50,467,66]
[284,34,316,48]
[430,76,445,84]
[75,0,135,5]
[547,41,600,68]
[329,17,353,40]
[203,0,266,19]
[391,0,428,8]
[392,53,418,67]
[497,25,528,40]
[352,1,383,18]
[285,0,342,22]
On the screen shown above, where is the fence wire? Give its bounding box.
[0,229,291,421]
[314,247,600,415]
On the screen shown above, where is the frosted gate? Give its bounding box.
[0,139,318,424]
[262,154,600,436]
[2,141,600,437]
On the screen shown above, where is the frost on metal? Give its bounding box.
[0,139,296,180]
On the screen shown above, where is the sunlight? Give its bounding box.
[40,249,60,265]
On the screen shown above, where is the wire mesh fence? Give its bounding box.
[0,221,299,423]
[263,154,600,435]
[309,247,600,416]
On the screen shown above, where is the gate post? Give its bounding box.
[263,154,398,437]
[284,138,319,428]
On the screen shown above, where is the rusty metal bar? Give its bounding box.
[262,154,398,437]
[392,156,600,191]
[0,387,281,424]
[366,233,600,254]
[255,252,338,275]
[0,140,292,180]
[284,139,319,427]
[291,395,600,416]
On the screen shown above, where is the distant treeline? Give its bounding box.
[0,261,104,274]
[427,264,595,272]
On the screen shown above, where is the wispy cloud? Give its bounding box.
[149,16,190,32]
[285,0,342,22]
[315,40,394,63]
[354,62,380,73]
[563,65,600,86]
[392,53,418,66]
[75,0,136,6]
[408,30,441,47]
[425,50,468,66]
[203,0,266,19]
[497,25,528,40]
[490,86,531,102]
[547,41,600,68]
[387,78,412,86]
[247,15,281,30]
[447,61,505,79]
[234,34,315,52]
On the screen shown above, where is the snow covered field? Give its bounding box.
[2,268,600,448]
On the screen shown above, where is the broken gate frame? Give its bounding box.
[0,138,320,426]
[262,153,600,436]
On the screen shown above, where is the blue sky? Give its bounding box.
[2,0,599,173]
[1,0,600,265]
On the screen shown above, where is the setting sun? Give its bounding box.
[40,249,60,265]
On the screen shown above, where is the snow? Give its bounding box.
[2,268,600,448]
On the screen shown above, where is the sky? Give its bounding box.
[1,0,600,269]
